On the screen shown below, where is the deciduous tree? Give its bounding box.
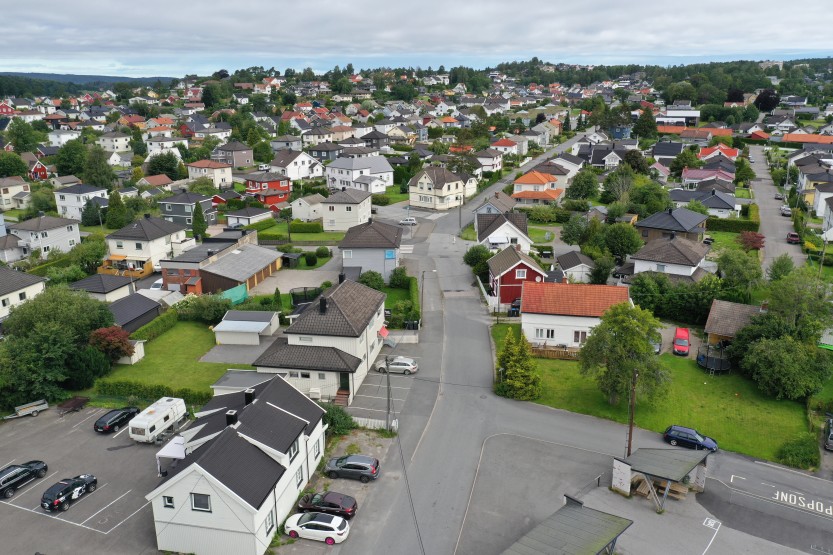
[89,326,135,363]
[0,151,27,178]
[56,139,88,177]
[741,336,831,400]
[603,223,643,263]
[146,151,180,180]
[7,118,40,153]
[84,145,115,190]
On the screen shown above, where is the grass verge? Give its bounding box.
[383,185,410,204]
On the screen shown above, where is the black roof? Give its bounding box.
[338,220,402,249]
[254,343,362,374]
[69,274,133,294]
[107,216,186,241]
[223,310,276,322]
[108,294,161,327]
[635,208,708,233]
[0,267,45,298]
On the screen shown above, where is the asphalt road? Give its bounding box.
[748,145,805,269]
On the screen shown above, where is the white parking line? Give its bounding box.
[347,406,397,414]
[5,471,60,506]
[1,459,15,469]
[71,410,103,428]
[0,502,106,534]
[112,426,129,439]
[104,501,150,534]
[80,490,131,525]
[361,382,412,390]
[353,394,406,402]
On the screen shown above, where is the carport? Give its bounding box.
[611,448,710,513]
[501,495,632,555]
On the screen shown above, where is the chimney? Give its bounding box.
[319,297,328,313]
[244,388,255,406]
[338,272,346,284]
[144,213,151,219]
[562,277,569,284]
[514,244,521,252]
[711,189,716,196]
[207,249,215,257]
[368,216,373,224]
[494,191,499,198]
[668,208,673,214]
[342,186,346,192]
[225,410,238,426]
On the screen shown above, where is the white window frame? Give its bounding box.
[289,438,300,462]
[162,496,174,508]
[343,250,353,259]
[515,269,526,279]
[313,437,321,458]
[191,493,211,512]
[295,466,304,487]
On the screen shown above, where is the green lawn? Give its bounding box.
[707,231,742,254]
[268,221,345,243]
[528,224,556,243]
[1,209,24,221]
[101,321,252,391]
[233,183,246,193]
[806,259,833,284]
[80,224,118,235]
[461,223,477,241]
[296,253,332,270]
[492,324,807,461]
[383,185,410,204]
[381,286,410,308]
[735,188,752,199]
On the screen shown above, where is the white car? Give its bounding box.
[150,279,164,290]
[780,205,792,217]
[376,356,418,375]
[258,163,270,171]
[399,217,417,226]
[285,512,350,545]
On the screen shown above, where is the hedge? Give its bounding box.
[408,276,420,320]
[28,256,75,277]
[706,204,759,232]
[289,219,323,233]
[96,380,213,407]
[258,229,288,240]
[371,194,391,206]
[130,309,178,342]
[244,219,278,232]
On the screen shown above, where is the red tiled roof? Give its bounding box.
[187,160,231,169]
[492,138,517,147]
[782,133,833,144]
[657,125,685,134]
[698,144,739,159]
[749,130,770,140]
[521,282,630,318]
[514,170,558,185]
[511,189,564,200]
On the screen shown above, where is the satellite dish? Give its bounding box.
[535,276,542,282]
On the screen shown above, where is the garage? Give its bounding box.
[213,310,279,345]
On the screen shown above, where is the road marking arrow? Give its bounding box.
[730,475,746,483]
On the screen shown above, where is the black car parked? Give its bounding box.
[324,455,380,483]
[94,407,139,433]
[41,475,97,512]
[0,461,48,499]
[298,491,358,519]
[663,425,718,451]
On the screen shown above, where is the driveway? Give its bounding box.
[249,255,342,296]
[199,332,282,365]
[748,145,806,269]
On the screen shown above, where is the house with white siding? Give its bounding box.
[289,194,325,222]
[520,281,631,348]
[324,156,393,194]
[253,278,386,406]
[97,132,131,153]
[54,183,108,220]
[408,167,476,211]
[338,219,402,282]
[0,176,31,210]
[320,188,372,231]
[7,215,81,258]
[146,376,326,555]
[0,267,46,321]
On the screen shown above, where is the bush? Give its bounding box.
[389,266,410,289]
[315,246,330,258]
[130,309,178,341]
[318,403,357,436]
[96,380,213,406]
[562,199,590,212]
[65,346,111,390]
[289,219,323,233]
[89,326,135,362]
[706,215,759,232]
[371,194,391,206]
[258,229,288,241]
[304,252,318,266]
[244,219,278,232]
[777,433,820,469]
[408,276,420,320]
[176,294,231,325]
[358,270,384,291]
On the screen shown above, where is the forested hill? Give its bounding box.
[0,72,175,85]
[0,73,176,98]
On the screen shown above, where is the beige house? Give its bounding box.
[186,160,233,188]
[408,167,476,211]
[320,189,372,231]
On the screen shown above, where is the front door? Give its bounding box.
[339,373,350,392]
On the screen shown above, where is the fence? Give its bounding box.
[530,346,580,360]
[574,472,611,499]
[352,416,398,431]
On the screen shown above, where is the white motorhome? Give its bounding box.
[129,398,187,443]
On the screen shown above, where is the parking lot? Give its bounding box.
[0,407,167,554]
[347,350,419,424]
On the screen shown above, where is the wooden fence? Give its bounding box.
[530,346,580,360]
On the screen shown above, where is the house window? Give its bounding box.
[329,206,335,212]
[162,496,174,509]
[40,232,48,238]
[289,438,300,462]
[318,373,326,380]
[1,298,9,307]
[59,195,65,200]
[343,250,352,259]
[191,493,211,512]
[186,218,192,224]
[66,225,73,232]
[289,371,299,378]
[346,206,352,212]
[509,237,518,245]
[300,372,310,379]
[135,242,142,250]
[516,269,527,279]
[265,508,275,535]
[68,239,76,247]
[574,331,588,344]
[314,437,321,458]
[42,246,50,253]
[165,204,171,211]
[295,466,304,487]
[299,336,313,342]
[656,264,666,273]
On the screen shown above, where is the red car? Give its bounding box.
[787,232,801,244]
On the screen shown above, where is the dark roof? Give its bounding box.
[236,399,307,453]
[245,172,288,183]
[0,267,45,297]
[556,152,585,166]
[616,448,709,483]
[476,212,529,242]
[201,244,281,282]
[108,293,160,327]
[170,241,235,263]
[556,250,595,270]
[338,220,402,249]
[270,150,306,167]
[502,496,632,555]
[254,343,362,373]
[226,207,272,218]
[704,299,763,338]
[323,188,372,204]
[217,141,252,152]
[107,216,186,241]
[408,167,463,190]
[487,246,545,278]
[652,141,685,157]
[60,184,107,195]
[635,208,707,233]
[631,236,709,266]
[69,274,133,294]
[285,279,385,338]
[223,310,276,322]
[164,192,210,205]
[477,191,516,213]
[9,215,78,232]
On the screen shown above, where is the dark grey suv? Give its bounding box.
[324,455,380,483]
[0,460,48,499]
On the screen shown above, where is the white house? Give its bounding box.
[0,267,46,322]
[408,167,475,211]
[48,129,81,147]
[225,207,273,227]
[290,194,325,222]
[104,215,191,274]
[7,215,81,258]
[324,156,393,194]
[476,212,533,254]
[146,376,326,555]
[54,183,108,220]
[0,176,31,210]
[520,281,631,348]
[69,274,135,303]
[270,150,322,181]
[668,189,739,218]
[253,278,387,406]
[97,132,131,153]
[556,251,595,283]
[628,235,711,283]
[473,148,503,172]
[147,137,189,158]
[338,220,402,282]
[320,188,372,232]
[186,160,233,188]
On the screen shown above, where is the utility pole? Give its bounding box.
[384,355,392,431]
[819,239,828,278]
[626,370,639,457]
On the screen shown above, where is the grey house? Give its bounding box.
[211,141,253,167]
[108,293,162,333]
[361,130,390,149]
[160,192,217,230]
[270,135,302,151]
[308,142,344,162]
[337,219,402,282]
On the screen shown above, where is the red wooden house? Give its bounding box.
[245,173,291,210]
[21,152,48,180]
[487,245,548,305]
[0,101,14,115]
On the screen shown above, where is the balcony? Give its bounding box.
[98,255,153,278]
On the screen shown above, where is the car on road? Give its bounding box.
[285,512,350,545]
[376,356,418,375]
[324,455,380,483]
[663,425,718,451]
[298,491,358,519]
[774,192,784,200]
[787,232,801,244]
[824,417,833,451]
[399,217,418,226]
[258,163,270,171]
[780,205,792,217]
[153,262,162,272]
[672,327,690,356]
[0,460,48,499]
[41,474,97,511]
[150,278,164,290]
[93,406,140,434]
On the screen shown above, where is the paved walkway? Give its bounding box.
[200,333,282,365]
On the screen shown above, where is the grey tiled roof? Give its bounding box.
[477,191,516,213]
[254,343,362,373]
[108,294,160,327]
[164,192,211,205]
[0,267,45,297]
[107,216,186,241]
[556,250,595,270]
[487,245,545,278]
[9,215,79,232]
[338,220,402,249]
[635,208,707,233]
[704,299,763,338]
[476,212,529,243]
[223,310,276,322]
[631,236,709,266]
[69,274,133,294]
[201,244,281,282]
[408,167,463,190]
[59,184,106,195]
[323,188,372,204]
[284,279,385,338]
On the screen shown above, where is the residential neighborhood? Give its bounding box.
[2,45,833,555]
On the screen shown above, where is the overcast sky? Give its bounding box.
[2,1,832,78]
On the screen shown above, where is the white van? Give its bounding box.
[129,398,187,443]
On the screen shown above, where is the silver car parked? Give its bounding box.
[376,356,418,375]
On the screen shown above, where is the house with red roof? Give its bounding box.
[698,144,739,161]
[511,170,565,206]
[520,281,631,348]
[244,173,291,210]
[491,138,519,155]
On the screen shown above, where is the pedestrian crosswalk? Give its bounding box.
[400,244,414,254]
[422,213,447,220]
